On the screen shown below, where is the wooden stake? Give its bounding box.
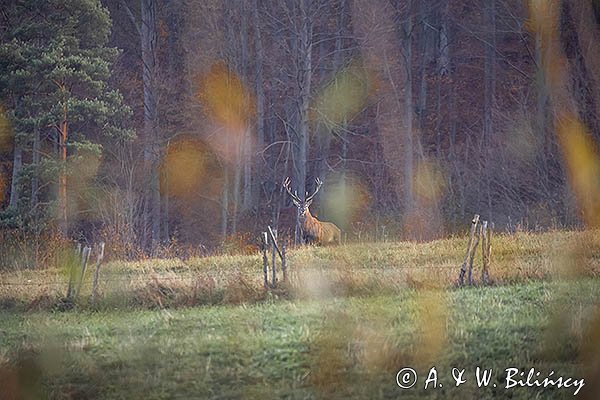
[91,242,105,304]
[66,245,78,300]
[281,243,287,283]
[271,228,277,287]
[267,226,282,259]
[459,214,479,286]
[481,221,488,283]
[262,232,269,289]
[75,246,91,299]
[468,223,481,286]
[482,222,492,284]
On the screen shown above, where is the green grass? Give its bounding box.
[1,280,599,399]
[1,230,599,399]
[1,230,598,310]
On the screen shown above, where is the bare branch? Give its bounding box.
[120,0,141,37]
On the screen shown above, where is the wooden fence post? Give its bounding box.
[458,214,480,286]
[482,222,493,284]
[281,243,287,283]
[271,228,277,287]
[262,232,269,289]
[91,242,105,304]
[66,244,79,300]
[263,227,285,288]
[467,223,481,286]
[74,246,91,299]
[489,223,494,278]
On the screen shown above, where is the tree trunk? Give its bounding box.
[141,0,160,251]
[242,130,252,212]
[483,0,496,141]
[252,0,265,203]
[439,3,450,77]
[240,0,253,211]
[535,28,550,188]
[404,1,415,214]
[296,0,313,202]
[416,0,432,133]
[483,0,496,217]
[30,126,40,208]
[232,136,242,233]
[352,0,414,223]
[162,0,184,243]
[291,0,313,244]
[568,0,600,138]
[530,1,583,221]
[319,1,346,179]
[9,144,22,208]
[221,164,229,238]
[253,0,265,206]
[161,151,169,242]
[441,1,463,221]
[434,7,445,159]
[58,117,68,235]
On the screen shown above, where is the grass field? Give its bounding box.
[1,230,600,399]
[1,230,599,310]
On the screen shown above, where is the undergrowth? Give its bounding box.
[0,230,598,311]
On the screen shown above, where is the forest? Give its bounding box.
[1,0,599,261]
[1,2,600,399]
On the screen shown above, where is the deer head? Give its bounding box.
[283,177,341,245]
[283,177,322,221]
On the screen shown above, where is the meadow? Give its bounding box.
[1,230,599,399]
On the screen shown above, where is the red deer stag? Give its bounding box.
[283,177,341,245]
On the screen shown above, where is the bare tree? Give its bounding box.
[483,0,496,217]
[142,0,161,251]
[118,0,161,251]
[352,0,415,221]
[253,0,266,209]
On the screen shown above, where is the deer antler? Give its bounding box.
[283,177,302,203]
[305,177,323,203]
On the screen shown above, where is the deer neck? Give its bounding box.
[299,206,315,224]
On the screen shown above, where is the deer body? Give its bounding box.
[284,177,342,246]
[299,206,341,245]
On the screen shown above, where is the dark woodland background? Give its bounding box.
[1,0,599,262]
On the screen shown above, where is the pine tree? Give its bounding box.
[0,0,133,234]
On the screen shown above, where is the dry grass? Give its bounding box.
[0,229,598,311]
